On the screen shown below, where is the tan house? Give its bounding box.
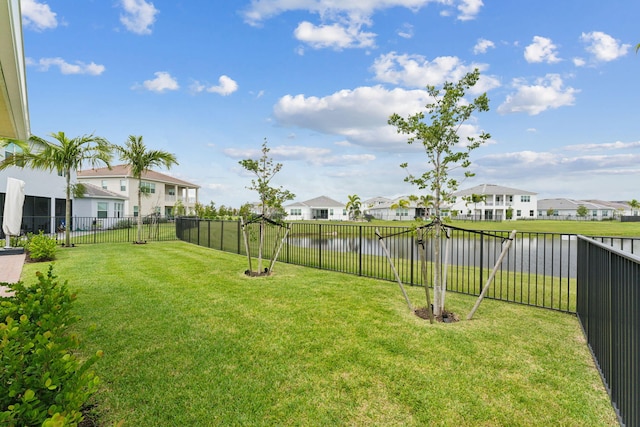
[77,165,199,218]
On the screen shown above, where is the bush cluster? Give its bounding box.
[23,231,58,262]
[0,266,102,426]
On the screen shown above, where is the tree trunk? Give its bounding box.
[257,219,264,272]
[65,172,71,247]
[433,220,443,316]
[137,182,143,243]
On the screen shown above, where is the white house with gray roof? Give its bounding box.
[537,199,623,220]
[450,184,538,220]
[284,196,348,221]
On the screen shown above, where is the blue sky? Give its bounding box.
[20,0,640,208]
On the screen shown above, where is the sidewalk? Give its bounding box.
[0,253,25,297]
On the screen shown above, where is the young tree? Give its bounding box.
[115,135,178,244]
[388,69,490,316]
[629,199,639,216]
[239,138,295,274]
[576,205,588,218]
[0,132,112,247]
[345,194,362,220]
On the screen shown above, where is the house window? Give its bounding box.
[134,206,139,217]
[114,202,123,218]
[168,187,176,196]
[603,210,609,217]
[592,210,598,217]
[290,208,302,216]
[141,182,155,194]
[3,143,25,166]
[343,209,347,216]
[396,208,409,217]
[516,210,521,217]
[97,202,108,218]
[120,180,126,191]
[101,180,107,190]
[330,209,334,216]
[520,195,530,203]
[530,210,534,217]
[507,196,513,202]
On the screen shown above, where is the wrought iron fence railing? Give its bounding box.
[0,215,178,244]
[175,217,640,315]
[577,236,640,427]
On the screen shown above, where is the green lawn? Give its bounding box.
[21,241,617,426]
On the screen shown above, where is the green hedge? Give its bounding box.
[0,266,102,426]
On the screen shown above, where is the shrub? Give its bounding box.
[0,266,102,426]
[25,231,57,262]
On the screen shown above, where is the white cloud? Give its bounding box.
[119,0,159,35]
[21,0,57,31]
[565,140,640,151]
[242,1,483,30]
[32,57,105,75]
[572,57,586,67]
[497,74,578,115]
[224,145,375,167]
[581,31,630,62]
[273,85,490,150]
[457,0,483,21]
[294,21,376,49]
[524,36,561,63]
[397,23,414,39]
[191,75,239,96]
[473,38,495,54]
[371,52,500,94]
[139,71,179,93]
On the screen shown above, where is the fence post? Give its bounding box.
[358,225,363,276]
[479,235,484,294]
[318,224,322,268]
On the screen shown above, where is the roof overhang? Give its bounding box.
[0,0,29,141]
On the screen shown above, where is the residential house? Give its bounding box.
[1,0,70,235]
[364,196,434,221]
[70,184,128,230]
[537,199,617,220]
[284,196,348,221]
[77,165,199,218]
[450,184,538,220]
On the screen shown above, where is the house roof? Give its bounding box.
[78,165,199,188]
[286,195,345,208]
[453,184,537,197]
[584,200,629,210]
[80,183,127,200]
[363,196,392,207]
[537,198,613,210]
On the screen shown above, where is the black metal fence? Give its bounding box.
[175,217,640,314]
[0,216,178,244]
[577,236,640,427]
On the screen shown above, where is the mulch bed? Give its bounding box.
[414,307,460,323]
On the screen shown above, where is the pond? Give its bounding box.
[286,234,588,278]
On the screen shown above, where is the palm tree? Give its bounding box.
[390,198,410,219]
[345,194,361,221]
[410,194,435,218]
[115,135,178,243]
[629,199,640,216]
[464,193,486,219]
[0,132,112,247]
